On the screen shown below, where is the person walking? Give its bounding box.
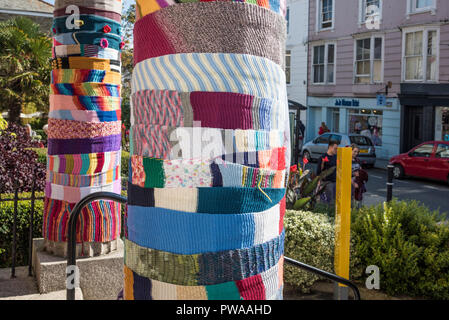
[318,122,330,135]
[351,143,368,209]
[316,140,338,204]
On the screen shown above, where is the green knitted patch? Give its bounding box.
[206,281,241,300]
[143,157,165,188]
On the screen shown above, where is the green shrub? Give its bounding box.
[352,200,449,299]
[121,150,130,178]
[284,210,335,292]
[31,147,47,165]
[0,193,44,268]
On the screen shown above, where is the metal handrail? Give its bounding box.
[284,256,361,300]
[66,192,127,300]
[66,193,361,301]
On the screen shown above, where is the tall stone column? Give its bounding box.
[124,0,290,299]
[43,0,123,257]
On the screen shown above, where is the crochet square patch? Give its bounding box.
[143,157,165,188]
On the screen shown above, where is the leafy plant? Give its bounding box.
[286,165,336,211]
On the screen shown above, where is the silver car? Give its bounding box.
[301,132,377,167]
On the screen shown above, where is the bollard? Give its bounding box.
[387,164,394,202]
[11,187,18,278]
[28,173,36,277]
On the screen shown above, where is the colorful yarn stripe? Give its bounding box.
[43,197,121,243]
[130,155,285,188]
[54,45,121,60]
[54,31,122,51]
[53,7,121,22]
[131,90,281,131]
[50,83,120,97]
[47,119,121,139]
[47,166,120,187]
[124,231,284,286]
[54,0,123,15]
[127,183,285,214]
[48,134,121,155]
[123,261,283,300]
[50,95,121,111]
[48,110,121,122]
[46,179,121,203]
[51,69,121,85]
[126,204,282,254]
[131,53,287,101]
[130,125,284,159]
[135,0,287,19]
[53,14,121,36]
[51,57,121,72]
[47,151,121,175]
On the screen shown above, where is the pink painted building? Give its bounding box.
[306,0,449,159]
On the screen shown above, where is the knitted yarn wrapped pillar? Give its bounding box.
[43,0,123,257]
[125,0,290,300]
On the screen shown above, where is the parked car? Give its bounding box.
[301,132,376,167]
[389,141,449,185]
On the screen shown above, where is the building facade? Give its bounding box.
[0,0,53,31]
[306,0,449,160]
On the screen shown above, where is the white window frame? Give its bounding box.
[406,0,437,17]
[312,42,337,85]
[353,34,385,84]
[316,0,335,32]
[359,0,383,27]
[401,26,440,83]
[286,49,292,85]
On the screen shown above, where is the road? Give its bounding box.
[304,163,449,215]
[363,168,449,215]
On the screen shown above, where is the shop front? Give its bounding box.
[399,84,449,153]
[306,96,401,160]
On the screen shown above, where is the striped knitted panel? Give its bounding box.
[133,2,286,66]
[44,1,123,255]
[127,0,289,299]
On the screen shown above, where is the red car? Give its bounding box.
[389,141,449,185]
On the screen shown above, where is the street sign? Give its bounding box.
[376,94,386,107]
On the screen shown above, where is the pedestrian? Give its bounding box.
[316,140,338,204]
[318,122,330,135]
[351,143,368,209]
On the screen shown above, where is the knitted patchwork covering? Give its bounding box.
[127,183,285,214]
[47,119,121,139]
[50,83,120,97]
[54,0,123,14]
[46,179,121,203]
[127,204,282,254]
[132,53,287,100]
[128,0,289,300]
[50,95,121,111]
[132,90,282,131]
[129,155,286,188]
[48,109,121,122]
[48,134,121,155]
[51,57,121,72]
[47,166,120,187]
[130,125,284,159]
[124,231,284,286]
[44,1,123,253]
[135,0,287,19]
[47,151,121,175]
[133,2,286,66]
[51,69,121,85]
[54,32,123,50]
[53,7,121,22]
[123,260,283,300]
[53,15,121,36]
[54,45,121,60]
[43,198,121,243]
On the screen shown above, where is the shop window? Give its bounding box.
[403,28,439,82]
[435,144,449,159]
[348,109,383,146]
[285,50,291,84]
[355,36,383,84]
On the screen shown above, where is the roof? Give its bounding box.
[0,0,53,14]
